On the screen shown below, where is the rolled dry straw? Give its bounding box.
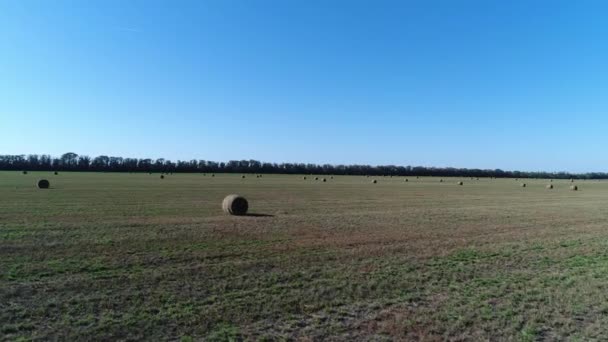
[23,171,28,175]
[54,171,58,175]
[37,179,50,189]
[521,183,526,187]
[439,179,443,183]
[314,177,319,181]
[222,194,249,215]
[211,174,215,177]
[570,185,578,191]
[546,184,554,189]
[322,178,327,182]
[160,175,164,179]
[405,178,408,182]
[457,181,463,185]
[242,175,246,179]
[372,179,377,184]
[303,176,307,180]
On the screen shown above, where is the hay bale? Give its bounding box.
[22,171,28,175]
[439,179,443,183]
[211,174,215,177]
[405,178,408,182]
[242,175,246,179]
[330,176,334,179]
[457,181,463,185]
[372,179,377,184]
[521,183,526,187]
[54,171,58,175]
[160,175,164,179]
[546,184,554,189]
[322,178,327,182]
[570,185,578,191]
[37,179,50,189]
[222,194,249,215]
[315,177,319,181]
[303,176,307,180]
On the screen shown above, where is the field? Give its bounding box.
[2,172,608,340]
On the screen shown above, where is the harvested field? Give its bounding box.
[1,172,608,340]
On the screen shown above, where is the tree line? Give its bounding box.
[0,153,604,179]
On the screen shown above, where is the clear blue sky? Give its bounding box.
[2,0,608,172]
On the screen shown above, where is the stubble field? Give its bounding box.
[2,172,608,340]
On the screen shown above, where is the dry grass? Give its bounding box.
[1,173,607,340]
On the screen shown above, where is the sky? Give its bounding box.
[2,0,608,172]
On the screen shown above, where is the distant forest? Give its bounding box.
[0,153,605,179]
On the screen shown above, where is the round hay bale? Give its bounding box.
[570,185,578,191]
[222,194,248,215]
[521,183,526,187]
[242,175,246,179]
[546,184,554,189]
[439,179,443,183]
[322,178,327,182]
[372,179,377,184]
[303,176,307,180]
[160,175,164,179]
[37,179,50,189]
[405,178,408,182]
[457,181,463,186]
[330,176,334,179]
[22,171,28,175]
[211,174,215,177]
[54,171,58,175]
[315,177,319,181]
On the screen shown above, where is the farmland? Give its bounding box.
[2,172,608,340]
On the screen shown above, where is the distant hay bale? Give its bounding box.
[330,176,334,179]
[222,194,249,215]
[546,184,554,189]
[37,179,50,189]
[372,179,377,184]
[22,171,28,175]
[160,175,164,179]
[315,177,319,181]
[322,178,327,182]
[54,171,58,175]
[303,176,307,180]
[521,183,526,187]
[439,179,443,183]
[570,185,578,191]
[457,181,463,185]
[405,178,408,182]
[242,175,246,179]
[211,174,215,177]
